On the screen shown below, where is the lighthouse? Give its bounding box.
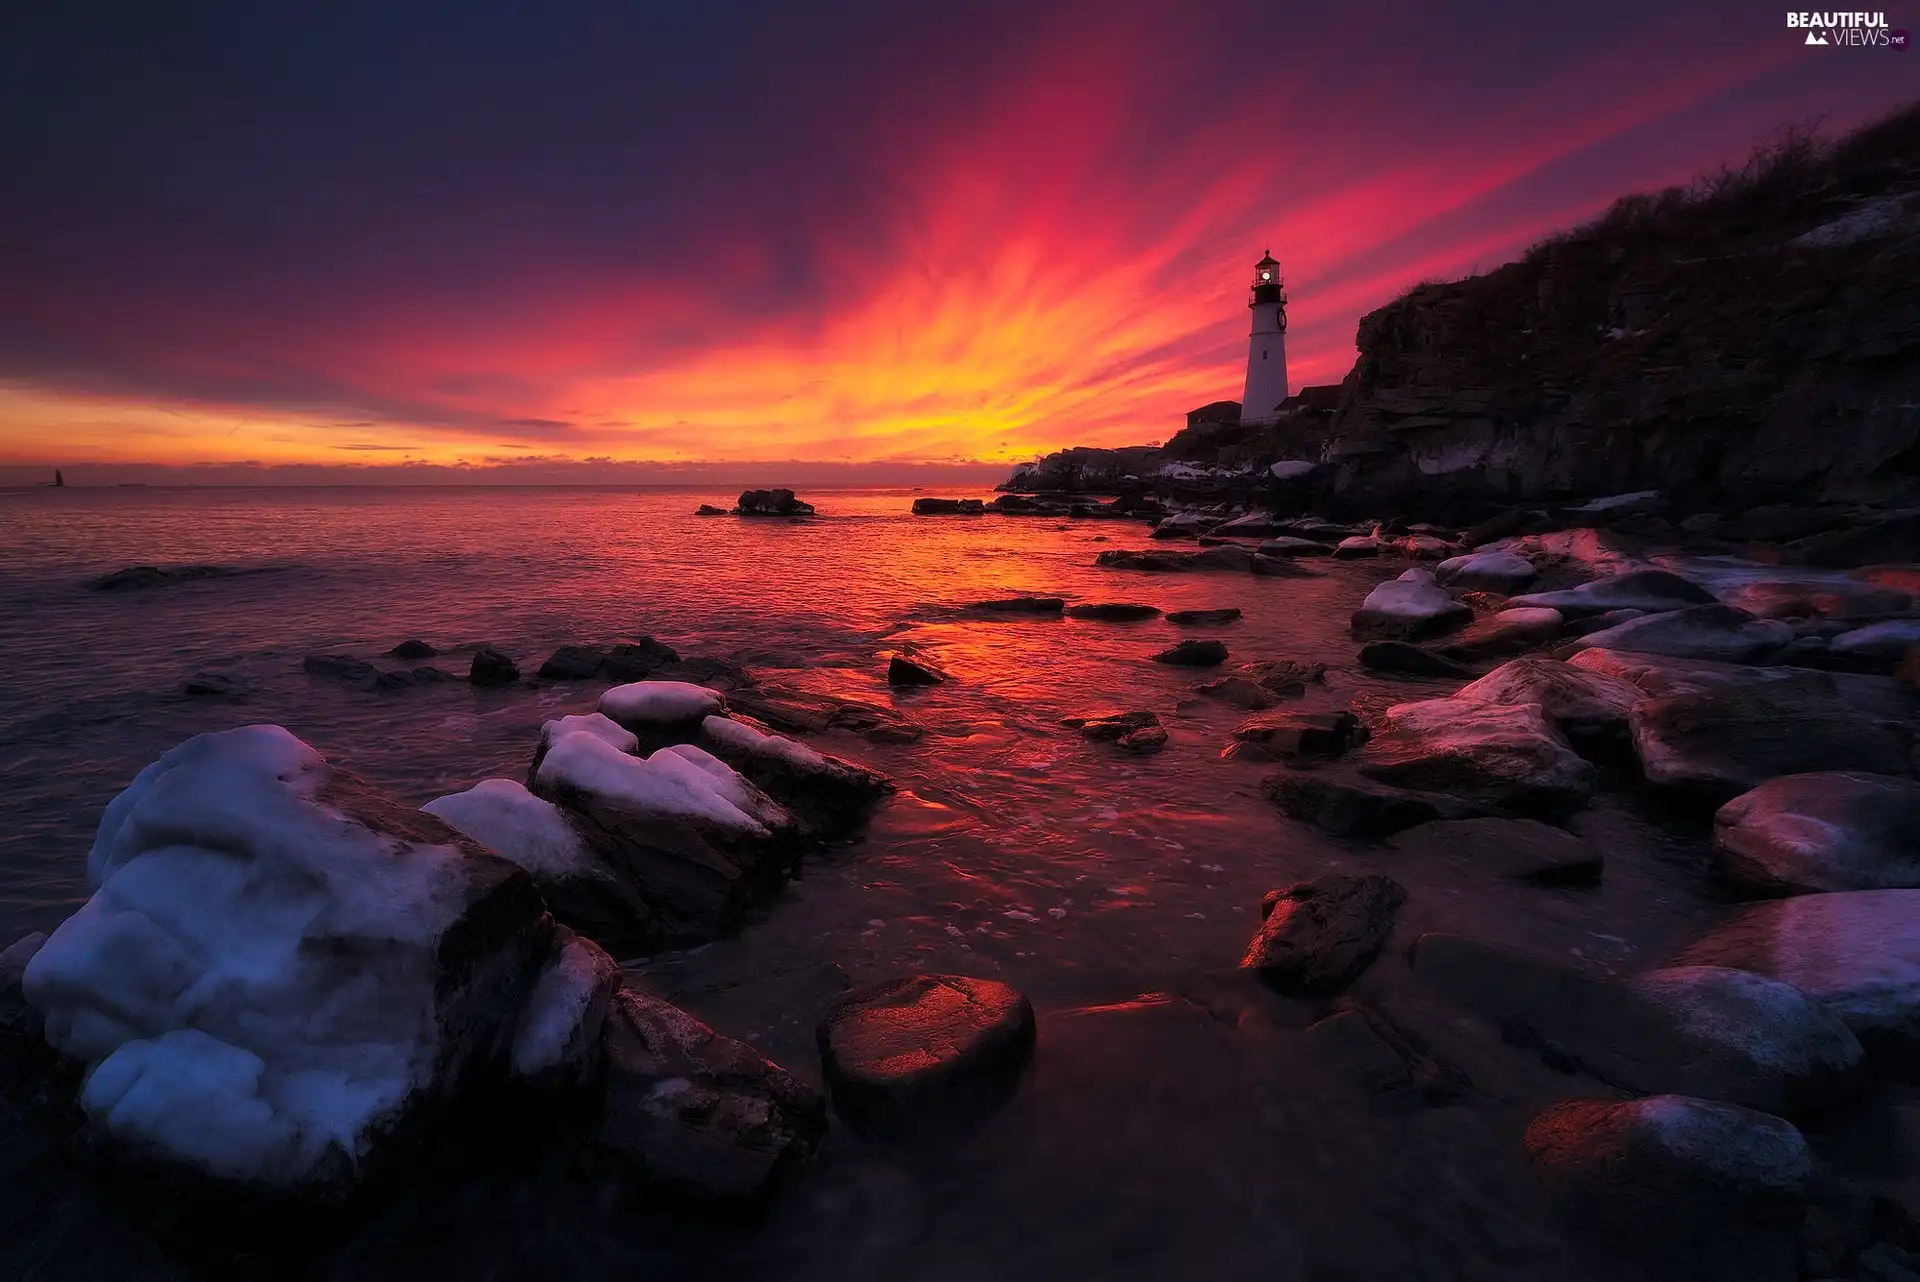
[1239,250,1289,425]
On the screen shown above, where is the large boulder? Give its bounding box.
[1436,607,1564,661]
[594,988,824,1199]
[1350,569,1472,640]
[1523,1096,1810,1282]
[1354,699,1593,816]
[1434,551,1537,593]
[425,777,658,959]
[1410,935,1861,1113]
[817,975,1035,1137]
[1628,672,1914,801]
[598,681,727,745]
[1450,656,1643,756]
[1564,604,1794,664]
[469,646,519,686]
[1240,875,1406,994]
[1676,891,1920,1065]
[695,715,893,833]
[531,729,801,940]
[1385,817,1602,886]
[1505,568,1716,618]
[1230,710,1360,760]
[1152,639,1227,667]
[1065,602,1161,622]
[1713,772,1920,896]
[21,726,554,1199]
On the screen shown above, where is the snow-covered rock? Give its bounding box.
[598,681,726,735]
[1450,656,1643,756]
[1269,460,1316,481]
[1505,568,1714,618]
[1350,569,1472,640]
[1677,890,1920,1063]
[1435,551,1536,593]
[21,725,553,1192]
[594,987,825,1199]
[695,715,893,834]
[1713,772,1920,896]
[532,730,800,940]
[1564,604,1793,664]
[1355,698,1592,816]
[508,927,621,1093]
[424,778,657,958]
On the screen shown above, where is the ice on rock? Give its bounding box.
[539,712,638,756]
[510,929,620,1081]
[424,778,592,878]
[701,714,830,771]
[599,681,725,728]
[23,724,548,1188]
[536,728,784,837]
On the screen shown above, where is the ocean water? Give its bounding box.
[0,485,1711,1280]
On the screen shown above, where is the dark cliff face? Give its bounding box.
[1004,103,1920,520]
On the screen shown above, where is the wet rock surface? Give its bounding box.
[1064,602,1161,621]
[1231,710,1360,760]
[1358,640,1475,678]
[1151,638,1227,667]
[1240,874,1407,994]
[1386,817,1603,886]
[1714,771,1920,895]
[816,974,1036,1137]
[1355,699,1593,817]
[1165,607,1241,625]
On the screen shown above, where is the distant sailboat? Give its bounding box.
[54,469,64,488]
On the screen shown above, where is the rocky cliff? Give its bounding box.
[1007,102,1920,523]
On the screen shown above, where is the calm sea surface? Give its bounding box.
[0,485,1700,1280]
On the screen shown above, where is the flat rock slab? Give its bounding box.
[1386,817,1603,886]
[1438,606,1564,661]
[1063,710,1167,753]
[1265,768,1492,838]
[1191,676,1284,710]
[1410,934,1861,1113]
[1240,874,1406,994]
[1358,640,1474,679]
[1506,568,1716,618]
[1435,551,1537,593]
[1350,569,1472,641]
[597,988,825,1199]
[1153,639,1227,667]
[1303,1000,1469,1103]
[817,975,1036,1137]
[1355,698,1593,817]
[1257,536,1333,557]
[967,597,1065,616]
[1675,890,1920,1065]
[1065,602,1161,621]
[1565,603,1793,664]
[1165,607,1241,626]
[1570,647,1920,718]
[1629,671,1914,801]
[1451,656,1643,756]
[1714,771,1920,895]
[1524,1095,1810,1282]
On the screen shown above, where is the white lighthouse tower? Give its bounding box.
[1239,250,1289,424]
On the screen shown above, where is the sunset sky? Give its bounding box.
[0,1,1912,484]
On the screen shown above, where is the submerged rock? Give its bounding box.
[1303,1000,1469,1103]
[1386,817,1603,886]
[1152,639,1227,667]
[1265,768,1491,837]
[1357,640,1474,679]
[1506,568,1716,618]
[1451,656,1643,756]
[817,975,1036,1137]
[1240,874,1406,994]
[181,671,247,701]
[301,653,379,684]
[1676,890,1920,1064]
[1411,934,1861,1112]
[387,639,437,660]
[1355,698,1593,816]
[87,564,251,592]
[595,987,825,1199]
[966,596,1066,616]
[1435,551,1537,593]
[1190,675,1285,710]
[1629,672,1914,800]
[1523,1096,1809,1282]
[1065,602,1161,621]
[469,646,520,687]
[1565,603,1793,664]
[21,726,554,1198]
[1063,710,1168,753]
[728,684,924,744]
[1165,607,1241,626]
[1350,569,1472,641]
[1713,771,1920,895]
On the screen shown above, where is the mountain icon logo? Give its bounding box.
[1805,28,1830,43]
